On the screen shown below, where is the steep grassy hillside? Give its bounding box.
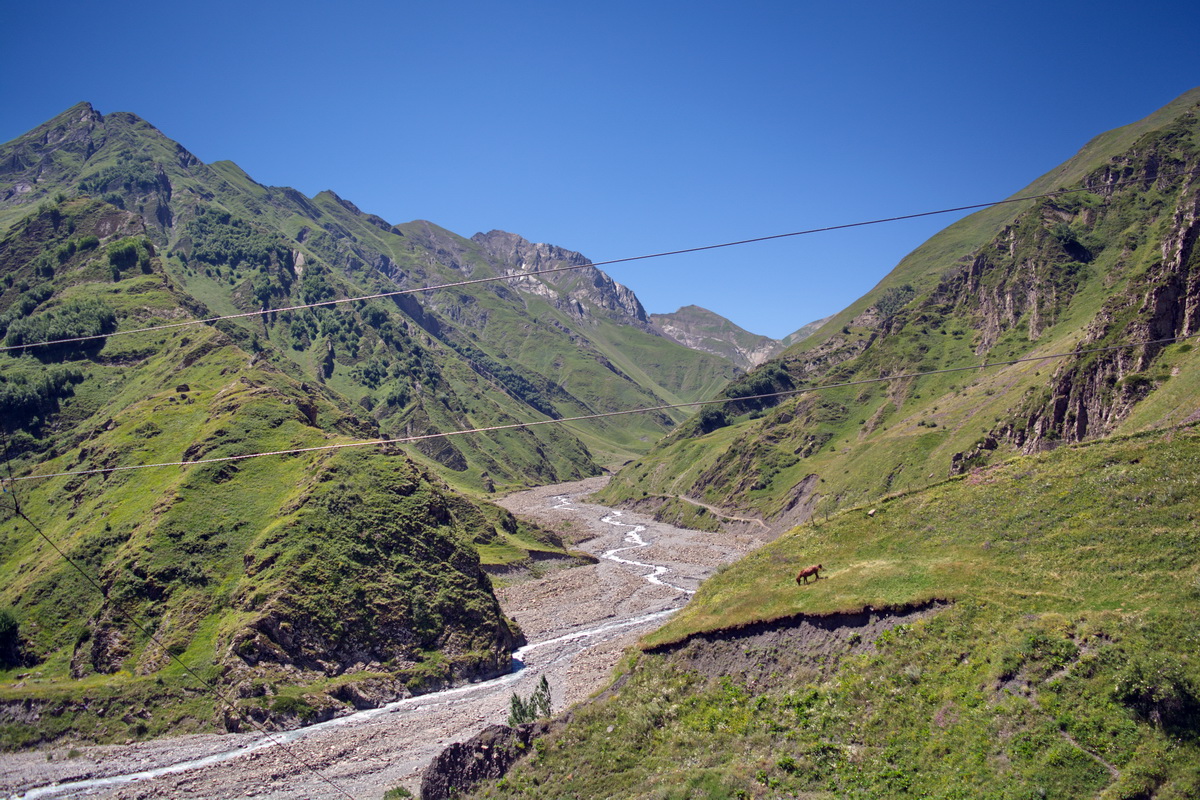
[470,427,1200,799]
[0,99,739,748]
[0,104,739,494]
[599,89,1200,525]
[0,198,581,747]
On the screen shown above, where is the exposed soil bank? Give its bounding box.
[647,600,949,690]
[415,601,948,797]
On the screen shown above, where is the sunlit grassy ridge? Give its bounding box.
[644,426,1200,648]
[598,90,1200,523]
[472,428,1200,799]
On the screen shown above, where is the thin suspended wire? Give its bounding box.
[7,332,1191,485]
[4,166,1197,355]
[0,434,355,799]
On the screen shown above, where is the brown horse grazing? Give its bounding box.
[796,564,822,585]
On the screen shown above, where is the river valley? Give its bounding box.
[1,477,770,799]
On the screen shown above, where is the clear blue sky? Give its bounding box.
[2,0,1198,339]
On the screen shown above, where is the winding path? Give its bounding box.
[679,495,770,530]
[2,477,767,800]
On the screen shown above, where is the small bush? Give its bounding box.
[0,609,20,667]
[509,675,551,725]
[1113,653,1198,730]
[270,695,316,721]
[695,406,727,435]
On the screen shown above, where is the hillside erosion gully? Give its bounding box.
[1,477,770,800]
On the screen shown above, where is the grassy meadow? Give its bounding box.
[473,427,1200,799]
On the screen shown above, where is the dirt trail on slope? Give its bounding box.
[1,476,769,800]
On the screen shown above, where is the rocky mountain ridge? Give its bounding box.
[471,230,651,326]
[650,305,831,370]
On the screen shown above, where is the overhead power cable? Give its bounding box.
[0,433,355,800]
[4,167,1199,355]
[6,332,1193,485]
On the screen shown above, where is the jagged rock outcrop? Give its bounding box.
[472,229,652,326]
[651,304,784,369]
[965,134,1200,454]
[420,721,552,800]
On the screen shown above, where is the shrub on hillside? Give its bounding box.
[0,609,21,668]
[508,675,551,726]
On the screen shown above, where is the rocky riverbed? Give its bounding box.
[0,477,769,799]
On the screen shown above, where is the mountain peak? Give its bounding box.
[472,229,650,325]
[650,306,782,370]
[472,229,590,269]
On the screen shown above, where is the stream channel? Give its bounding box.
[2,476,770,799]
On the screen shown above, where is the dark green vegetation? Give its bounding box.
[0,104,739,747]
[473,428,1200,799]
[599,88,1200,529]
[508,674,551,726]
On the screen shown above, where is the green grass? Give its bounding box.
[472,428,1200,799]
[647,427,1200,647]
[645,496,723,532]
[600,97,1200,526]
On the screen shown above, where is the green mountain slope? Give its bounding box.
[0,199,579,746]
[0,103,739,491]
[598,88,1200,526]
[470,427,1200,799]
[0,102,738,747]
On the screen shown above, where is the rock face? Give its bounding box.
[651,305,785,370]
[420,721,551,800]
[946,128,1200,453]
[472,229,652,326]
